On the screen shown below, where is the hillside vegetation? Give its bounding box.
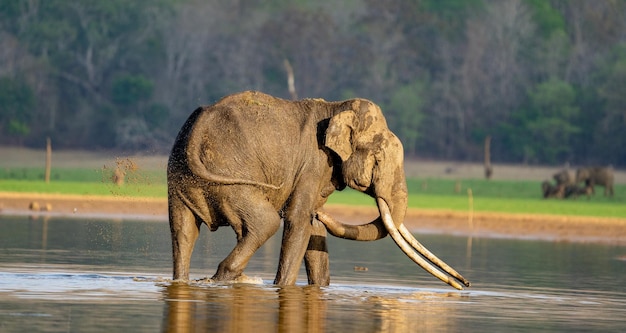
[1,1,626,167]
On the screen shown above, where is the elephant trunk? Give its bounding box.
[316,195,471,290]
[318,181,407,242]
[316,211,388,241]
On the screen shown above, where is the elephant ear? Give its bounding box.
[325,111,357,162]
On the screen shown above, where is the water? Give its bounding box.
[1,215,625,332]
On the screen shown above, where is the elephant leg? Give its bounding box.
[212,195,281,282]
[587,180,595,195]
[304,218,330,286]
[275,190,318,285]
[274,218,312,285]
[169,197,201,281]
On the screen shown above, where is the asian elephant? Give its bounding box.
[553,169,573,186]
[541,180,564,199]
[167,91,469,289]
[563,184,592,199]
[575,166,614,197]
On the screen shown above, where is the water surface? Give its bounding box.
[1,215,625,332]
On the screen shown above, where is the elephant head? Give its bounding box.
[319,100,470,290]
[323,100,407,239]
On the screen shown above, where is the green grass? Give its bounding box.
[2,168,625,219]
[0,166,166,183]
[411,193,624,217]
[327,178,626,219]
[0,166,166,197]
[326,188,626,218]
[0,179,166,198]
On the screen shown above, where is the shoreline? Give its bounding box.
[1,192,625,245]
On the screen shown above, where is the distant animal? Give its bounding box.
[541,181,564,199]
[575,166,614,197]
[563,184,592,199]
[553,169,573,186]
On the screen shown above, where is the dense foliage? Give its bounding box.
[1,0,625,166]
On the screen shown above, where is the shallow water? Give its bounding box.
[1,215,625,332]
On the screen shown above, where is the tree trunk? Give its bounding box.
[484,135,492,179]
[45,137,51,183]
[284,59,297,100]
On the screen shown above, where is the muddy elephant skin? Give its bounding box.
[167,91,413,286]
[168,91,470,289]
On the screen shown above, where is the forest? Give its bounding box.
[0,0,625,167]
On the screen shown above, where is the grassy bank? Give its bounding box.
[0,179,166,198]
[2,166,625,219]
[326,178,626,219]
[327,189,626,218]
[0,166,165,183]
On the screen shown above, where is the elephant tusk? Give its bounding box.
[377,198,464,290]
[398,224,471,287]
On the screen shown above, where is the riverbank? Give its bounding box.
[1,191,625,245]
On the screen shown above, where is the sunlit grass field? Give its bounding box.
[2,166,625,219]
[327,178,626,218]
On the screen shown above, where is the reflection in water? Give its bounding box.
[2,215,626,332]
[160,282,469,333]
[162,283,327,333]
[277,286,326,333]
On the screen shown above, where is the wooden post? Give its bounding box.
[484,135,493,179]
[45,137,52,183]
[467,188,474,229]
[466,188,474,264]
[283,59,298,100]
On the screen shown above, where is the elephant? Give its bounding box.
[563,184,592,199]
[541,180,564,199]
[167,91,469,289]
[553,169,573,186]
[575,166,614,197]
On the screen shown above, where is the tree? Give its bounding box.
[111,75,154,106]
[0,76,36,144]
[514,78,581,164]
[0,0,624,166]
[592,44,626,164]
[258,7,343,99]
[386,81,426,157]
[422,0,536,160]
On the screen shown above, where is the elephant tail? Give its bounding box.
[191,164,282,189]
[185,138,282,190]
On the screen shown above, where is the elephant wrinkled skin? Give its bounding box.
[167,91,469,289]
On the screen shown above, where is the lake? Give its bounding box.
[1,214,625,332]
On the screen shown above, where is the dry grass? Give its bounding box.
[2,146,624,184]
